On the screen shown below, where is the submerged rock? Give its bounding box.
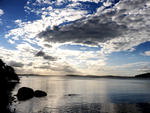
[17,87,34,101]
[34,90,47,97]
[65,94,79,96]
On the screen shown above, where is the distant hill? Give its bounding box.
[67,74,150,79]
[66,74,132,79]
[19,74,56,77]
[135,73,150,78]
[19,73,150,79]
[19,74,39,76]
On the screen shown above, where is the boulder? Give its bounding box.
[34,90,47,97]
[17,87,34,101]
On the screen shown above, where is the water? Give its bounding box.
[11,76,150,113]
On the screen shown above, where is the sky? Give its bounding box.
[0,0,150,76]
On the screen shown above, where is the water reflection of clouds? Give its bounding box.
[31,103,150,113]
[12,77,150,113]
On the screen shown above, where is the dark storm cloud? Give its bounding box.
[9,61,24,67]
[35,51,56,60]
[38,15,127,45]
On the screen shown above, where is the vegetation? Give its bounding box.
[135,73,150,78]
[0,59,19,113]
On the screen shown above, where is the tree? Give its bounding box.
[0,59,19,113]
[0,59,19,82]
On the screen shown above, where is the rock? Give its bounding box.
[66,94,79,96]
[17,87,34,101]
[34,90,47,97]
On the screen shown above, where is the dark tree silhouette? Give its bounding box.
[0,59,19,113]
[135,73,150,78]
[0,59,19,81]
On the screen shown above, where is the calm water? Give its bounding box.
[11,76,150,113]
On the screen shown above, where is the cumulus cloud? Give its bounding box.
[2,0,150,75]
[38,19,127,44]
[6,7,88,44]
[6,0,150,53]
[35,51,57,60]
[37,0,150,54]
[6,0,116,47]
[26,0,102,7]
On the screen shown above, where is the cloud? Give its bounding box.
[143,51,150,56]
[8,39,15,44]
[16,42,38,54]
[0,9,4,24]
[2,0,150,76]
[37,0,150,54]
[6,7,88,44]
[26,0,102,7]
[95,62,150,76]
[0,9,4,16]
[8,61,24,67]
[38,19,127,44]
[6,0,115,46]
[35,51,45,56]
[35,51,57,60]
[34,60,79,74]
[6,0,150,54]
[36,65,77,73]
[0,45,83,75]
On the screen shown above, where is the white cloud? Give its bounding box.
[143,51,150,56]
[99,0,150,53]
[94,62,150,76]
[2,0,150,75]
[103,0,112,7]
[34,0,150,55]
[27,0,102,6]
[6,8,88,44]
[0,9,4,24]
[8,39,15,44]
[0,9,4,16]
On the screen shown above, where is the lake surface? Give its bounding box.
[11,76,150,113]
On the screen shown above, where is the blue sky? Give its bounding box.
[0,0,150,76]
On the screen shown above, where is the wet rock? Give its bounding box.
[34,90,47,97]
[17,87,34,101]
[66,94,79,96]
